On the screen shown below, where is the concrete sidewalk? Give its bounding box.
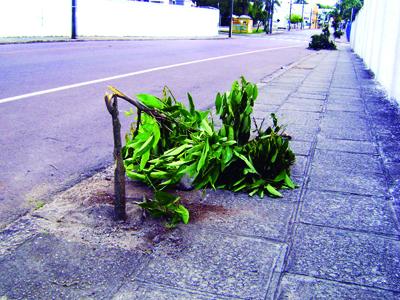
[0,45,399,299]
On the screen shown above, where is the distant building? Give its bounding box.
[273,1,320,29]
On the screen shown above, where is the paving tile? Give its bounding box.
[0,217,39,258]
[267,83,300,91]
[280,102,323,113]
[385,162,400,177]
[258,88,291,105]
[316,137,377,154]
[280,125,317,142]
[253,103,280,113]
[287,224,400,292]
[278,110,321,127]
[297,87,328,95]
[184,190,297,241]
[138,229,286,299]
[290,140,312,156]
[252,110,276,120]
[113,281,231,300]
[277,273,400,300]
[312,149,383,174]
[0,234,145,300]
[326,103,364,112]
[327,95,364,105]
[373,124,400,141]
[300,190,399,235]
[286,98,324,106]
[286,125,318,142]
[292,155,307,177]
[293,92,327,100]
[300,82,331,89]
[379,141,400,164]
[322,111,368,127]
[307,166,388,196]
[258,96,287,105]
[319,126,372,141]
[329,87,361,97]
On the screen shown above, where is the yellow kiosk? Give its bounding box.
[232,15,253,34]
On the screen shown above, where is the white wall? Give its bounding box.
[0,0,219,38]
[77,0,218,37]
[0,0,71,37]
[351,0,400,103]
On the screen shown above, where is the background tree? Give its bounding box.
[317,3,334,9]
[265,0,281,34]
[196,0,231,25]
[331,8,343,38]
[248,0,267,32]
[289,14,303,28]
[234,0,250,16]
[336,0,363,21]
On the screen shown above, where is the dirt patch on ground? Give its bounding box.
[5,167,236,255]
[185,202,233,223]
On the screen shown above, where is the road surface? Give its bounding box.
[0,30,315,227]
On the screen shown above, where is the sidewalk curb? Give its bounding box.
[0,35,228,45]
[259,50,319,85]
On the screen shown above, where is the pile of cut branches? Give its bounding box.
[309,25,337,50]
[107,77,296,226]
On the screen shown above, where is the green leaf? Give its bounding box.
[253,84,258,100]
[155,191,179,205]
[271,149,278,163]
[249,189,258,197]
[152,123,161,150]
[163,144,192,156]
[197,140,209,172]
[134,135,153,157]
[137,94,165,109]
[215,93,222,114]
[201,119,213,136]
[223,147,233,164]
[175,204,190,224]
[139,151,150,170]
[187,93,195,115]
[228,126,234,140]
[126,170,146,181]
[149,170,169,179]
[284,174,296,189]
[266,184,283,197]
[233,150,258,174]
[165,160,187,168]
[273,170,286,182]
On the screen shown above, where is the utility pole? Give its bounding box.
[218,2,221,26]
[229,0,234,38]
[269,0,275,34]
[301,0,305,29]
[288,0,292,31]
[71,0,77,39]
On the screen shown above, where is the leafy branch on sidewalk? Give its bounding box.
[105,77,296,226]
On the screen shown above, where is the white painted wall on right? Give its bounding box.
[350,0,400,103]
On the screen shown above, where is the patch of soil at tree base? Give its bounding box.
[17,166,238,257]
[85,191,114,205]
[184,202,233,223]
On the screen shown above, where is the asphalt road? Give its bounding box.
[0,30,315,227]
